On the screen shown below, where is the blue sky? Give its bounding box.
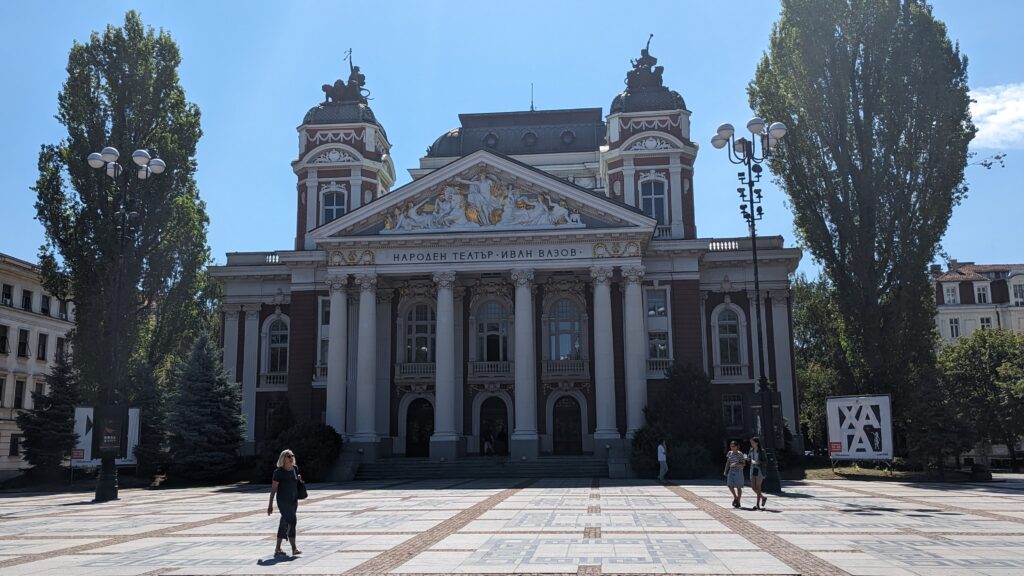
[2,1,1021,276]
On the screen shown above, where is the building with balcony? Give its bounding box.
[210,46,802,462]
[0,253,75,479]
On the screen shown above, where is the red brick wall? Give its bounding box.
[286,291,317,422]
[670,280,702,369]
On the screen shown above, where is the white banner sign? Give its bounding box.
[826,395,893,461]
[72,406,141,467]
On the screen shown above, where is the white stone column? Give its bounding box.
[242,303,260,443]
[623,265,647,437]
[623,161,636,206]
[431,271,458,459]
[222,304,241,383]
[511,268,539,459]
[591,266,619,440]
[747,289,765,381]
[350,167,363,209]
[352,273,378,451]
[326,274,349,437]
[771,291,797,436]
[669,155,684,238]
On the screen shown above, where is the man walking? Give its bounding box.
[657,439,668,482]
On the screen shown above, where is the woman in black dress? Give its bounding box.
[267,449,303,557]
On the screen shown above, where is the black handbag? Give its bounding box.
[295,466,308,500]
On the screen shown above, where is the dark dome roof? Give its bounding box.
[303,101,386,136]
[428,128,462,157]
[610,88,686,114]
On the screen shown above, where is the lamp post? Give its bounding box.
[86,146,166,502]
[711,117,787,493]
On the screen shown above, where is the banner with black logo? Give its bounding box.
[826,395,893,461]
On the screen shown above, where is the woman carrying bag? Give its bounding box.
[268,449,306,557]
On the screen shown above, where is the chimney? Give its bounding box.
[948,259,958,271]
[929,264,942,275]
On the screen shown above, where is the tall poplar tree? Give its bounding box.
[749,0,975,449]
[33,11,211,468]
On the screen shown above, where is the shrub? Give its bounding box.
[263,422,343,482]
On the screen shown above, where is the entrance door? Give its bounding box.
[406,398,434,457]
[552,395,582,455]
[480,396,509,456]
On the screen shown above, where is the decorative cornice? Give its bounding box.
[328,249,375,266]
[594,241,642,259]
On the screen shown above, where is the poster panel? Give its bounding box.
[71,406,140,468]
[826,395,893,461]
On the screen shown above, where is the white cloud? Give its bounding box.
[971,83,1024,149]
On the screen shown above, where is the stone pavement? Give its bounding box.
[1,476,1023,575]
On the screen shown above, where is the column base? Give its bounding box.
[430,434,460,461]
[510,433,539,461]
[346,438,380,462]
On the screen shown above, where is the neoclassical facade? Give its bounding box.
[211,48,802,461]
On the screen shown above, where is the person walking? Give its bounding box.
[748,436,766,510]
[268,449,303,557]
[722,440,747,508]
[657,439,669,482]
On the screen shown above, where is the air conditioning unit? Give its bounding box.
[1,297,11,306]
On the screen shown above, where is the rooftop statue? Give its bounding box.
[626,34,665,92]
[322,49,370,105]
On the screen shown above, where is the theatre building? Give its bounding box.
[211,47,802,463]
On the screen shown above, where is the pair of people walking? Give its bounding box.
[267,449,303,557]
[723,436,767,510]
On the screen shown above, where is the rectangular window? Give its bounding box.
[41,295,51,316]
[14,380,25,409]
[33,382,44,408]
[976,285,989,304]
[646,289,667,317]
[36,333,48,361]
[944,286,958,304]
[9,434,22,457]
[722,394,743,428]
[17,329,30,358]
[0,380,5,407]
[59,299,68,319]
[21,289,32,311]
[320,298,330,326]
[949,318,960,339]
[56,337,66,360]
[0,325,8,354]
[1,284,12,306]
[319,338,329,366]
[1014,284,1024,307]
[980,317,992,330]
[648,332,669,359]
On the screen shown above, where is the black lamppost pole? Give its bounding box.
[711,117,787,493]
[86,146,166,502]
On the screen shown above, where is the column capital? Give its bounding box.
[622,265,646,285]
[433,270,457,290]
[590,266,614,285]
[511,268,535,287]
[355,273,378,293]
[376,288,394,304]
[770,290,790,305]
[223,303,243,320]
[326,273,349,293]
[242,303,262,316]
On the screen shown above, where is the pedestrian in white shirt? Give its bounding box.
[657,439,668,482]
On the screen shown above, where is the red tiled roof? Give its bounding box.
[961,264,1024,273]
[935,270,987,282]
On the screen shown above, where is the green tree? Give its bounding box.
[790,274,844,452]
[749,0,974,451]
[166,334,244,480]
[631,364,724,478]
[938,329,1024,471]
[32,11,210,466]
[15,355,79,480]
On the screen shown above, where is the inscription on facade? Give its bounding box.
[390,246,583,264]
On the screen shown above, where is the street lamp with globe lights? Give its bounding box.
[710,117,787,493]
[86,145,166,502]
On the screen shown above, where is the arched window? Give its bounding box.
[548,298,582,361]
[640,179,667,225]
[405,303,436,363]
[477,301,509,362]
[322,190,346,224]
[268,319,289,373]
[717,309,740,366]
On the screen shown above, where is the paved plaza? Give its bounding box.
[1,477,1023,575]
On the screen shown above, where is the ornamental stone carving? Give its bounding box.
[593,241,641,259]
[326,274,348,293]
[329,249,375,266]
[242,303,262,316]
[223,304,242,321]
[590,266,613,285]
[627,136,674,151]
[313,148,358,164]
[510,268,534,288]
[355,273,378,293]
[771,291,790,306]
[433,270,457,290]
[622,265,646,284]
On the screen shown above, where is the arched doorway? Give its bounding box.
[405,398,434,457]
[480,396,509,456]
[552,395,582,455]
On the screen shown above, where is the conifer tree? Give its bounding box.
[167,334,244,480]
[16,355,79,479]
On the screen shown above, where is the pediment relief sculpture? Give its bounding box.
[382,171,584,233]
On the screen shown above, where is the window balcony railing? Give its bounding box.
[647,358,672,374]
[542,359,588,378]
[260,372,288,387]
[714,364,747,380]
[313,363,328,381]
[654,225,672,239]
[397,362,435,379]
[469,361,512,379]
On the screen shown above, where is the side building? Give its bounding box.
[932,260,1024,343]
[0,253,76,479]
[210,46,803,465]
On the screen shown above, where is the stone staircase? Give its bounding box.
[354,455,609,480]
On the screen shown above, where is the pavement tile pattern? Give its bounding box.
[0,476,1022,575]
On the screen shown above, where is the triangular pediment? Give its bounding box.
[310,150,654,241]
